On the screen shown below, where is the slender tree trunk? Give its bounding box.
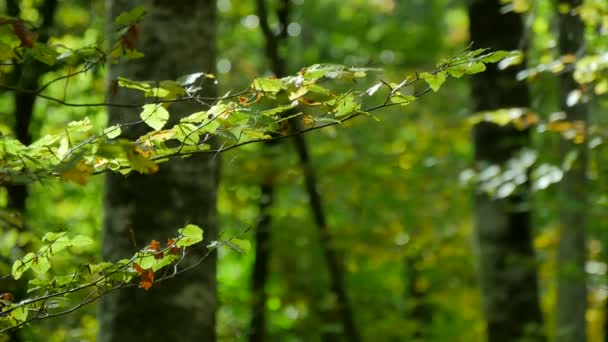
[555,1,588,341]
[248,1,288,340]
[6,0,58,212]
[292,136,361,342]
[251,1,360,340]
[404,254,431,340]
[4,2,57,341]
[249,182,273,342]
[98,1,218,341]
[468,1,544,341]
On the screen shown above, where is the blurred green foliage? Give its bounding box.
[1,0,607,341]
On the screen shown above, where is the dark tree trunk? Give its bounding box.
[468,1,544,341]
[98,1,218,341]
[6,0,58,212]
[249,182,273,342]
[555,1,588,341]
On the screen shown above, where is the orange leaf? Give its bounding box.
[121,23,141,50]
[11,19,37,47]
[147,240,161,251]
[133,263,154,290]
[167,239,180,255]
[0,292,14,303]
[133,262,144,275]
[139,269,154,290]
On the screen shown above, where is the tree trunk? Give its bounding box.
[98,1,218,341]
[555,1,588,341]
[468,1,544,341]
[6,0,58,212]
[405,254,431,341]
[249,182,273,342]
[251,1,360,340]
[4,2,57,341]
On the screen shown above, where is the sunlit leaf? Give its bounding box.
[332,93,360,117]
[464,61,486,74]
[30,255,51,274]
[42,232,68,242]
[252,78,285,93]
[140,104,169,131]
[12,252,35,280]
[420,71,447,92]
[176,224,204,247]
[104,125,122,139]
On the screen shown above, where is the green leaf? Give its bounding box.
[176,224,204,247]
[242,129,272,140]
[118,77,152,92]
[30,255,51,274]
[31,43,59,65]
[421,71,447,92]
[11,305,28,322]
[114,6,147,25]
[66,117,92,132]
[71,235,93,248]
[225,238,251,254]
[173,123,200,145]
[332,94,360,118]
[140,104,169,131]
[42,232,67,242]
[478,50,510,63]
[0,42,15,59]
[252,78,285,93]
[12,252,36,280]
[262,103,296,116]
[137,254,178,271]
[464,62,486,75]
[445,66,466,78]
[49,236,72,254]
[104,125,122,139]
[390,94,416,106]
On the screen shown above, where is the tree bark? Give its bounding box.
[468,1,544,341]
[555,1,588,341]
[98,1,218,341]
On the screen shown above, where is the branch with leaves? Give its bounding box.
[0,224,251,333]
[1,49,513,187]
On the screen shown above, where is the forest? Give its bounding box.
[0,0,607,341]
